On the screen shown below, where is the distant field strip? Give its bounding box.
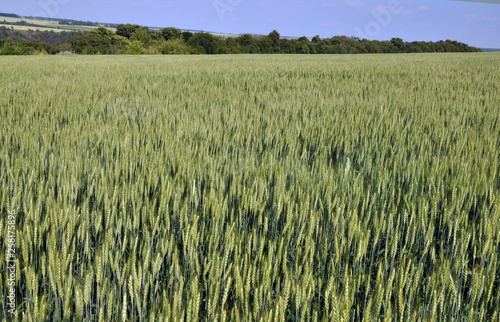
[0,54,499,320]
[0,16,97,32]
[0,24,76,32]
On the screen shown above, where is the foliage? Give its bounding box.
[58,20,99,26]
[0,24,482,55]
[187,32,225,54]
[0,26,80,45]
[161,27,182,41]
[0,12,20,18]
[158,38,190,55]
[182,31,193,43]
[0,38,58,55]
[235,34,254,49]
[391,37,405,51]
[0,54,499,320]
[130,26,152,46]
[70,26,116,54]
[116,24,141,39]
[127,40,145,55]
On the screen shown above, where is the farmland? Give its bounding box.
[0,53,499,320]
[0,16,100,33]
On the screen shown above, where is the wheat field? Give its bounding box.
[1,53,499,321]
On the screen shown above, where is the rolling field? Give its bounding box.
[1,54,499,320]
[0,24,82,33]
[0,16,106,32]
[1,16,64,27]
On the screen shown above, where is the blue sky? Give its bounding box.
[3,0,499,48]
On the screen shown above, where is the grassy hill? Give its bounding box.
[481,48,500,52]
[0,12,265,39]
[0,13,113,32]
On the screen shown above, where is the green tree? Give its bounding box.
[281,39,298,53]
[407,42,423,53]
[161,27,182,41]
[130,26,152,45]
[182,31,193,42]
[224,37,242,53]
[296,36,311,54]
[116,24,141,39]
[235,34,254,48]
[127,40,145,54]
[268,30,281,53]
[159,38,189,54]
[255,36,273,53]
[187,32,224,54]
[70,26,114,54]
[390,37,405,51]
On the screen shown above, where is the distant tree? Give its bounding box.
[407,42,423,53]
[358,38,377,53]
[313,40,330,54]
[0,13,20,18]
[415,41,430,53]
[255,36,273,53]
[111,34,130,54]
[0,21,482,55]
[182,31,193,42]
[281,39,298,53]
[130,26,152,44]
[235,34,254,48]
[268,30,281,52]
[94,26,114,37]
[70,26,114,54]
[187,32,224,54]
[149,30,163,41]
[116,24,141,39]
[128,40,145,54]
[379,40,397,53]
[296,36,311,54]
[224,37,242,53]
[390,37,405,51]
[158,38,190,54]
[161,27,182,41]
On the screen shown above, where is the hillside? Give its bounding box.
[0,13,238,37]
[0,13,115,32]
[481,48,500,52]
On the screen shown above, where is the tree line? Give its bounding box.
[0,24,481,55]
[0,27,78,54]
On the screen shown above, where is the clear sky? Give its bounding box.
[2,0,499,48]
